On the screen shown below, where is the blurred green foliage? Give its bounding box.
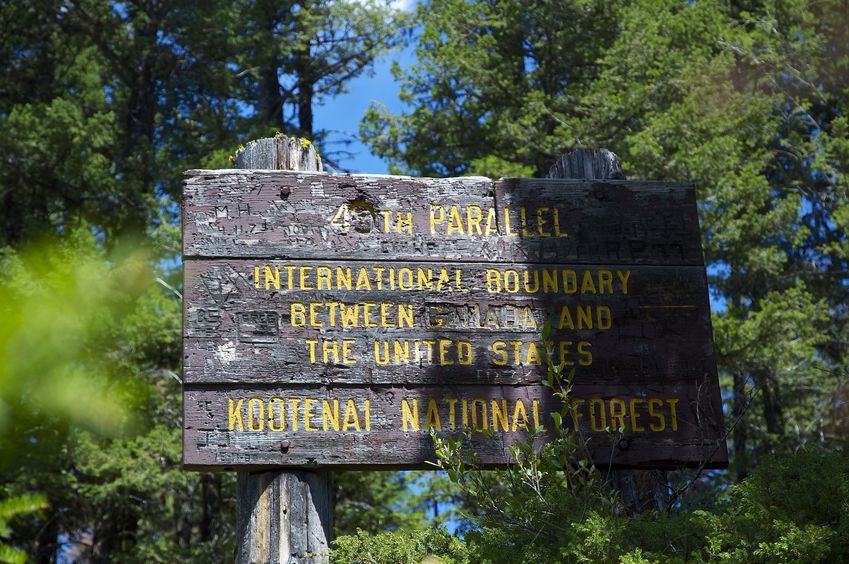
[0,230,151,449]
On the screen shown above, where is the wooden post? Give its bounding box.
[547,148,669,514]
[233,136,332,563]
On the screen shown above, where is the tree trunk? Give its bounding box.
[293,42,314,137]
[257,1,283,128]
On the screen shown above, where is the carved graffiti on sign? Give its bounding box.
[182,170,727,470]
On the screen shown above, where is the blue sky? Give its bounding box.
[314,9,417,174]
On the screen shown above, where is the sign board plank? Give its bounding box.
[183,171,704,265]
[183,384,723,470]
[183,260,714,386]
[182,171,727,470]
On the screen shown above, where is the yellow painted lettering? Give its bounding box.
[289,399,301,432]
[398,268,413,291]
[580,270,597,294]
[598,306,612,330]
[519,208,534,236]
[291,303,306,327]
[381,210,392,233]
[629,398,645,432]
[322,339,339,364]
[598,270,613,294]
[398,304,414,328]
[300,266,313,290]
[355,267,371,290]
[268,397,285,431]
[589,398,606,432]
[553,208,564,236]
[373,266,385,290]
[610,398,627,431]
[401,399,419,431]
[486,269,501,293]
[447,206,465,235]
[466,205,483,235]
[667,399,679,431]
[317,266,332,289]
[447,398,458,430]
[397,211,413,234]
[458,340,473,365]
[577,305,593,329]
[304,399,317,431]
[562,270,577,293]
[429,205,444,234]
[542,269,558,293]
[305,338,318,363]
[343,399,361,431]
[439,339,454,365]
[374,341,389,365]
[537,207,550,237]
[617,270,631,294]
[503,208,517,236]
[417,268,433,290]
[532,399,541,430]
[228,398,244,431]
[322,399,340,431]
[484,207,498,235]
[503,269,519,293]
[491,399,509,431]
[393,340,410,364]
[340,303,359,328]
[511,400,529,431]
[264,266,281,290]
[336,267,352,290]
[309,302,324,327]
[491,341,508,366]
[426,399,442,431]
[648,398,665,431]
[248,397,264,431]
[524,341,541,365]
[558,306,574,330]
[524,270,539,293]
[284,265,296,290]
[578,341,593,366]
[559,340,575,366]
[363,302,377,328]
[364,399,371,431]
[472,398,487,432]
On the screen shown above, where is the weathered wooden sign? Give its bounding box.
[182,170,727,470]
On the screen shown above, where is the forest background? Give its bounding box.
[1,0,848,562]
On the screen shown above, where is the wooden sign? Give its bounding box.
[182,170,727,470]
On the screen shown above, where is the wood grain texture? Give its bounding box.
[182,171,703,265]
[236,471,331,563]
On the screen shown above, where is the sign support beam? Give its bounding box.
[546,148,669,514]
[232,136,332,564]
